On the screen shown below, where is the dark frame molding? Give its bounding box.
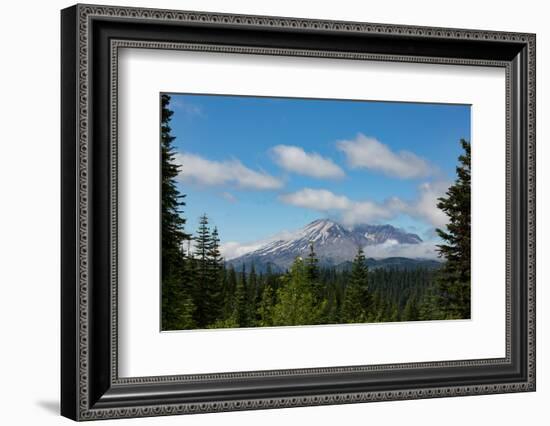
[61,4,536,421]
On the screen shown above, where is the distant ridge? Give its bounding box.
[226,219,439,272]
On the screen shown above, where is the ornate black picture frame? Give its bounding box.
[61,4,536,421]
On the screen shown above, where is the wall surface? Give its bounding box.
[0,0,547,424]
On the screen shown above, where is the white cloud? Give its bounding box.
[407,181,449,229]
[279,188,395,224]
[362,239,440,260]
[279,188,351,211]
[337,133,434,179]
[271,145,344,179]
[340,200,396,225]
[175,153,283,190]
[279,182,450,229]
[219,241,265,260]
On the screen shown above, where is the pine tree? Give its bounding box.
[402,296,419,321]
[233,265,254,327]
[326,284,342,324]
[418,285,444,321]
[351,247,370,310]
[265,263,279,294]
[172,251,197,330]
[194,214,212,327]
[205,226,224,324]
[160,94,193,330]
[306,242,319,281]
[221,266,238,320]
[248,264,258,308]
[305,242,323,302]
[208,266,241,329]
[435,139,471,319]
[367,289,383,322]
[257,285,275,327]
[386,301,400,322]
[271,257,324,326]
[341,248,369,323]
[208,227,223,267]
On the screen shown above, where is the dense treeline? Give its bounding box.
[168,219,443,330]
[160,94,471,330]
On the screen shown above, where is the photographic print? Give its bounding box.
[161,93,471,331]
[61,7,535,418]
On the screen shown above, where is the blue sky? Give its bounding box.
[166,93,470,257]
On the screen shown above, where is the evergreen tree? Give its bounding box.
[160,94,193,330]
[306,242,320,282]
[236,265,255,327]
[222,266,238,320]
[160,94,191,252]
[350,247,370,310]
[435,139,471,319]
[272,257,324,326]
[208,266,241,329]
[341,283,365,323]
[194,214,212,327]
[418,286,444,321]
[257,285,275,327]
[248,264,258,306]
[205,226,224,324]
[208,227,223,268]
[367,289,383,322]
[174,252,197,330]
[326,284,342,324]
[341,248,369,323]
[385,301,400,322]
[305,242,323,303]
[402,296,419,321]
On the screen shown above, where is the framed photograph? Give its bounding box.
[61,4,536,421]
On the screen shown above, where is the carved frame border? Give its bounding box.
[61,3,536,421]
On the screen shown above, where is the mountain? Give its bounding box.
[225,219,439,273]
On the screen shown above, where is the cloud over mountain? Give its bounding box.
[361,239,439,259]
[278,181,449,229]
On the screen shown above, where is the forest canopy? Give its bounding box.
[160,95,471,331]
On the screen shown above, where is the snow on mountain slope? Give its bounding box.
[225,219,431,272]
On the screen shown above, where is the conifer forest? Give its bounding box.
[160,94,471,331]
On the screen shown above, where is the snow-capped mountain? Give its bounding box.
[225,219,435,272]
